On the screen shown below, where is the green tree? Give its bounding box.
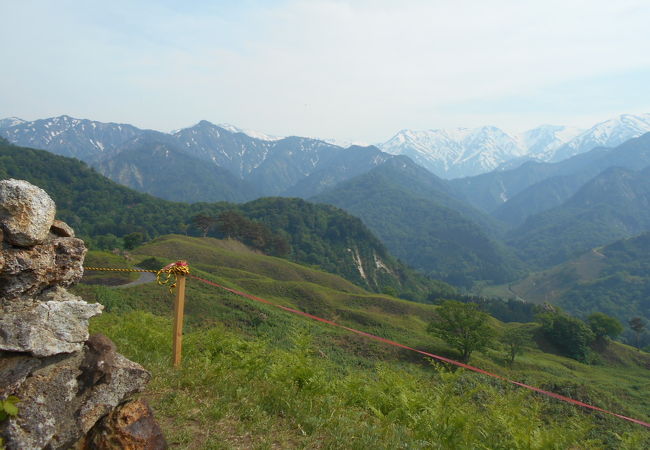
[94,233,121,250]
[216,210,246,238]
[123,232,145,250]
[269,234,291,257]
[538,312,594,361]
[193,214,218,237]
[629,317,646,350]
[587,312,623,344]
[501,326,531,365]
[428,300,494,362]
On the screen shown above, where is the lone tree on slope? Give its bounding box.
[501,325,531,365]
[587,312,623,346]
[428,300,494,363]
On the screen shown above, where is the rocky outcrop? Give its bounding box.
[0,235,86,299]
[0,179,164,449]
[0,179,56,247]
[0,288,102,356]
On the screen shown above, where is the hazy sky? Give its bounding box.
[2,0,649,142]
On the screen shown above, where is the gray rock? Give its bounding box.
[0,181,163,449]
[0,237,86,300]
[0,289,103,356]
[77,353,151,434]
[0,337,150,449]
[0,179,56,247]
[0,351,85,449]
[50,219,75,238]
[0,352,43,397]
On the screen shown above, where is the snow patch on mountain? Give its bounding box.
[380,126,527,178]
[380,114,650,178]
[217,123,284,141]
[0,117,26,129]
[519,125,584,159]
[549,114,650,162]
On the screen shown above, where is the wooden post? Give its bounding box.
[172,274,186,368]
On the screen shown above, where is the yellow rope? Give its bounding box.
[84,267,158,273]
[84,261,190,293]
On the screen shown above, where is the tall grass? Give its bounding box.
[91,311,648,449]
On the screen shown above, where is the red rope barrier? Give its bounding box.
[189,274,650,429]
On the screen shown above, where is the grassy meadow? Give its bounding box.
[74,236,650,448]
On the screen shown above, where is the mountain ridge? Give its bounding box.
[313,156,523,286]
[380,113,650,178]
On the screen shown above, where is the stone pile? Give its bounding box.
[0,179,165,449]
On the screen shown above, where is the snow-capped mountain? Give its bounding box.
[0,117,26,129]
[0,115,141,160]
[320,138,371,148]
[380,126,527,179]
[171,120,276,179]
[215,123,283,142]
[0,115,392,199]
[380,114,650,178]
[3,113,650,184]
[549,114,650,162]
[520,125,584,159]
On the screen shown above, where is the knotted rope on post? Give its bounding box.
[156,261,190,293]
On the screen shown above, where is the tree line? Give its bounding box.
[429,300,645,364]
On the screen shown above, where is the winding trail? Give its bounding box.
[114,267,156,289]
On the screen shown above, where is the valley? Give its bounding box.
[2,112,650,446]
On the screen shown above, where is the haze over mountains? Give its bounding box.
[0,116,393,200]
[3,112,650,291]
[380,113,650,178]
[3,113,650,182]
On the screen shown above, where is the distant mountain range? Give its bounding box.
[4,113,650,289]
[380,113,650,178]
[3,113,650,184]
[0,116,392,201]
[452,133,650,218]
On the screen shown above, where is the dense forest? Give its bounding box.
[507,166,650,268]
[0,141,447,299]
[313,157,524,287]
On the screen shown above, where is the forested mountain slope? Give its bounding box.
[451,133,650,218]
[508,166,650,268]
[0,140,441,296]
[314,157,523,286]
[95,134,260,202]
[486,232,650,347]
[493,133,650,227]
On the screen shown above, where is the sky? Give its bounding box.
[1,0,650,142]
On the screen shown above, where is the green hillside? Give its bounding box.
[508,166,650,268]
[484,232,650,347]
[314,157,523,287]
[73,235,650,448]
[0,140,442,297]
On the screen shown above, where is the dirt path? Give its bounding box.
[114,268,156,289]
